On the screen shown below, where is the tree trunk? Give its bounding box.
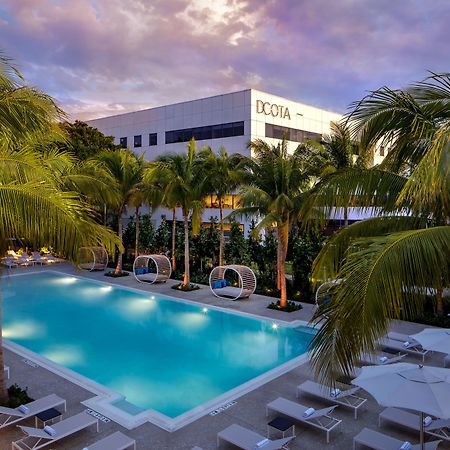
[278,222,289,308]
[276,227,282,290]
[436,286,444,316]
[171,208,176,271]
[114,209,123,274]
[183,214,190,286]
[0,287,8,401]
[135,205,140,258]
[344,205,349,227]
[219,198,224,267]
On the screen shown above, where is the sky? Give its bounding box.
[0,0,448,120]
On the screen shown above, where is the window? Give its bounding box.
[134,135,142,148]
[119,137,127,148]
[165,121,244,144]
[149,133,157,146]
[265,123,321,144]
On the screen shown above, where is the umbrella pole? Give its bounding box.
[420,411,424,450]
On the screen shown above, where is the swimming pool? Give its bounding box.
[2,271,315,429]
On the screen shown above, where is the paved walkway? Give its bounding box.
[1,264,449,449]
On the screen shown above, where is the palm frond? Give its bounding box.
[309,226,450,386]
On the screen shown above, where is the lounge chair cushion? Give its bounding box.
[18,405,29,414]
[44,425,56,436]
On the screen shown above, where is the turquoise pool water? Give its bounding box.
[2,272,314,418]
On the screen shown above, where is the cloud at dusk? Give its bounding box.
[0,0,447,120]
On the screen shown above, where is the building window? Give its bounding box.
[149,133,157,146]
[119,137,127,148]
[165,121,244,144]
[134,135,142,148]
[265,123,321,144]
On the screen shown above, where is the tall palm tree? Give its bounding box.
[95,149,146,274]
[0,52,65,150]
[302,121,370,226]
[145,139,206,286]
[199,147,249,266]
[0,53,121,401]
[308,73,450,386]
[235,139,310,307]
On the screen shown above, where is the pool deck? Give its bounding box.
[2,264,449,450]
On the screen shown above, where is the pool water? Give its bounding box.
[2,272,314,418]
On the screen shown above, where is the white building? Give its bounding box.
[87,89,345,233]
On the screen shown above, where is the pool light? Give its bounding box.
[272,323,279,330]
[202,307,208,313]
[100,286,112,292]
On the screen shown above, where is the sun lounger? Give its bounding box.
[217,424,293,449]
[387,332,420,344]
[84,431,136,450]
[359,351,406,366]
[444,354,450,368]
[353,427,441,450]
[12,411,99,450]
[378,337,429,362]
[379,407,450,442]
[0,394,66,429]
[296,380,367,419]
[266,397,341,443]
[1,258,18,268]
[31,255,50,265]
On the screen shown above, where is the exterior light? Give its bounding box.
[272,323,278,330]
[202,307,208,313]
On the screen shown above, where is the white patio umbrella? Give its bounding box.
[352,363,450,450]
[411,328,450,354]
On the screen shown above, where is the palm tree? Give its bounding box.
[0,52,65,150]
[146,139,206,287]
[235,139,310,307]
[302,121,370,226]
[308,73,450,386]
[199,147,249,266]
[95,149,146,274]
[0,54,121,401]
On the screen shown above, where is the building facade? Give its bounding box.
[87,89,344,233]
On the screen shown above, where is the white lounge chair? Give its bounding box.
[379,407,450,442]
[12,411,98,450]
[353,427,441,450]
[0,394,66,429]
[378,337,430,362]
[45,254,64,263]
[217,424,293,449]
[1,257,17,268]
[388,332,423,346]
[84,431,136,450]
[359,351,406,366]
[31,254,50,265]
[296,380,367,419]
[4,365,9,379]
[266,397,342,443]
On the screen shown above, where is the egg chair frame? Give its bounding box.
[79,246,109,271]
[209,264,257,300]
[315,278,342,307]
[133,254,172,284]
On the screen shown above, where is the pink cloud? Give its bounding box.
[0,0,447,119]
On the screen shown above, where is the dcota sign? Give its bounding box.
[256,100,291,120]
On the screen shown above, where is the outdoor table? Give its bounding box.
[267,416,295,438]
[35,407,62,427]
